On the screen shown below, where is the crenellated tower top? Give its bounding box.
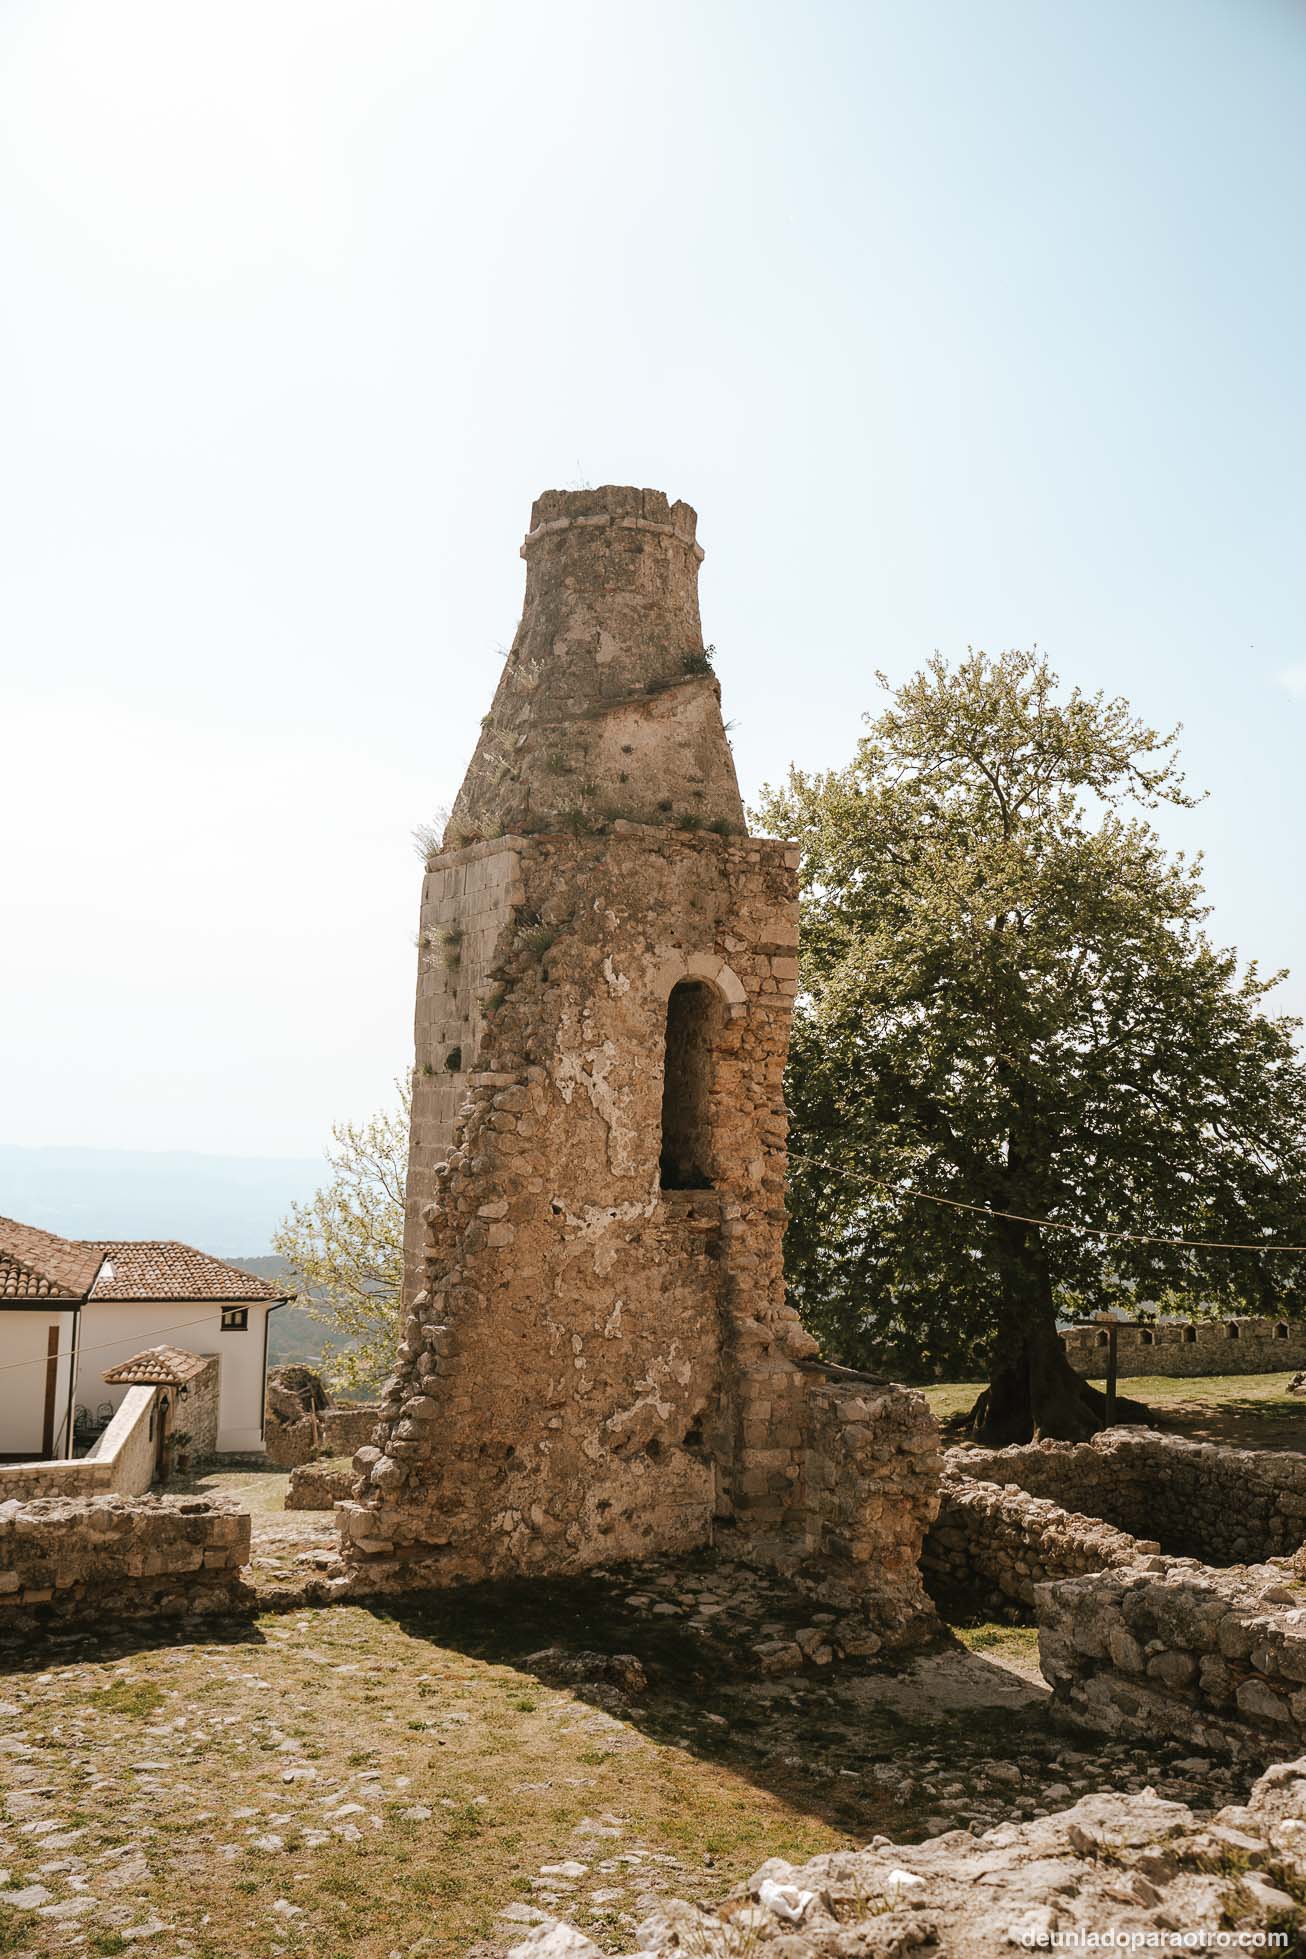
[445,485,744,844]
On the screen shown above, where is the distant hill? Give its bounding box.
[0,1144,325,1256]
[0,1144,380,1386]
[225,1255,369,1377]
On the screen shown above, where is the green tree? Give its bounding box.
[272,1081,408,1393]
[759,650,1306,1443]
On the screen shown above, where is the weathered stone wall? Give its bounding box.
[403,841,524,1297]
[795,1374,941,1640]
[948,1427,1306,1565]
[264,1384,379,1470]
[1064,1315,1306,1377]
[341,823,813,1585]
[0,1385,159,1501]
[923,1472,1155,1617]
[181,1355,221,1459]
[0,1493,251,1634]
[1039,1554,1306,1763]
[286,1459,353,1509]
[445,487,742,848]
[323,1405,378,1455]
[337,487,941,1645]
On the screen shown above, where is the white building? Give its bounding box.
[0,1215,288,1460]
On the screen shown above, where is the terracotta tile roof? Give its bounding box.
[102,1344,212,1386]
[88,1242,289,1303]
[0,1217,104,1302]
[0,1219,287,1306]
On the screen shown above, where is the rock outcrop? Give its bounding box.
[510,1757,1306,1955]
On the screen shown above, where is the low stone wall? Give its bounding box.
[0,1386,158,1502]
[949,1427,1306,1565]
[0,1493,252,1634]
[923,1473,1155,1617]
[182,1355,221,1459]
[266,1404,379,1470]
[1039,1554,1306,1763]
[286,1459,354,1510]
[1064,1315,1306,1378]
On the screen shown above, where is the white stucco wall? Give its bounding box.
[73,1302,274,1454]
[0,1310,77,1458]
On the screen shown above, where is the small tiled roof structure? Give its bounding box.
[0,1217,289,1307]
[0,1216,104,1302]
[87,1243,288,1303]
[102,1345,212,1387]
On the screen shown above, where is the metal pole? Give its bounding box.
[61,1305,82,1459]
[1105,1321,1118,1426]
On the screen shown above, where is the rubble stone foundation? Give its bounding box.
[948,1427,1306,1565]
[923,1471,1155,1617]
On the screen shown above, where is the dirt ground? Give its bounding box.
[0,1551,1255,1959]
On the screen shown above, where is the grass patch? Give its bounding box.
[3,1558,1255,1956]
[169,1464,291,1514]
[85,1679,165,1717]
[919,1371,1306,1452]
[0,1593,856,1959]
[953,1622,1040,1664]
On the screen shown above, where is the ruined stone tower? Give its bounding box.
[338,487,939,1643]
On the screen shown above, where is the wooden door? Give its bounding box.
[41,1325,60,1458]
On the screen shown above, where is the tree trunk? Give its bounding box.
[955,1204,1151,1443]
[959,1307,1150,1444]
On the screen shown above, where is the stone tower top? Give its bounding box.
[445,485,745,845]
[521,484,702,560]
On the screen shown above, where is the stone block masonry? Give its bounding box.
[0,1493,251,1636]
[337,487,941,1645]
[923,1472,1156,1618]
[1039,1555,1306,1764]
[1064,1314,1306,1377]
[403,841,524,1297]
[948,1427,1306,1566]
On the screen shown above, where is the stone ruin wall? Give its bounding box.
[1064,1315,1306,1378]
[403,839,524,1298]
[923,1431,1306,1762]
[341,825,941,1638]
[341,825,803,1578]
[1040,1553,1306,1765]
[798,1374,941,1635]
[948,1427,1306,1566]
[182,1354,221,1460]
[286,1459,355,1509]
[265,1399,381,1471]
[923,1472,1156,1619]
[0,1493,251,1636]
[336,486,942,1644]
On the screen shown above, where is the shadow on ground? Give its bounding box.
[363,1551,1253,1843]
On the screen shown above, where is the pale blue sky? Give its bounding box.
[1,0,1302,1156]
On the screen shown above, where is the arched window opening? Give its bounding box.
[1227,1322,1240,1339]
[1276,1323,1290,1339]
[1183,1326,1197,1343]
[660,980,721,1190]
[1140,1328,1154,1345]
[1096,1330,1110,1347]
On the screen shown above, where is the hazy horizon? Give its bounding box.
[0,1141,325,1256]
